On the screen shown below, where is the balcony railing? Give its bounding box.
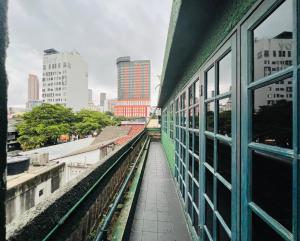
[7,130,152,241]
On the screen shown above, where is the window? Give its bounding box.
[242,0,296,240]
[203,40,234,240]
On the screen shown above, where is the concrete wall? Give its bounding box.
[6,163,66,224]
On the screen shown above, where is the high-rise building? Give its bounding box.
[41,49,88,111]
[100,92,106,107]
[27,74,41,109]
[114,56,151,117]
[27,74,39,101]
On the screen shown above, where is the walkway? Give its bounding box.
[129,142,192,241]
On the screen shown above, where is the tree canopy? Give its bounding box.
[17,104,119,150]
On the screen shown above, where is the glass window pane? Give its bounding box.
[252,78,292,148]
[252,212,285,241]
[217,220,230,241]
[217,180,231,228]
[206,137,214,167]
[218,52,232,94]
[193,182,199,206]
[194,106,199,129]
[189,131,193,151]
[218,98,231,137]
[188,175,193,194]
[194,132,199,156]
[189,154,193,173]
[189,85,194,106]
[206,101,214,132]
[193,207,199,234]
[194,158,199,182]
[189,109,193,128]
[206,66,215,98]
[252,151,292,231]
[205,168,214,202]
[253,0,293,81]
[205,201,214,237]
[217,141,231,183]
[181,128,186,145]
[188,197,193,220]
[195,80,200,103]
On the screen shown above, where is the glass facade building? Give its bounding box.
[158,0,300,240]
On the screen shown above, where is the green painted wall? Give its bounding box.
[161,131,175,174]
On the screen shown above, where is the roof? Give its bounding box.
[158,0,257,107]
[91,126,130,145]
[20,137,94,160]
[114,125,144,145]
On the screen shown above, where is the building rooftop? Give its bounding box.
[20,137,94,161]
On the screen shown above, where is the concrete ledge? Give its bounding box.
[6,132,145,241]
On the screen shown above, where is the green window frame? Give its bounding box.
[241,0,299,241]
[200,34,237,241]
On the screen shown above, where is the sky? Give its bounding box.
[6,0,172,107]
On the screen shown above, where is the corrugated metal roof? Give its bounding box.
[20,137,94,160]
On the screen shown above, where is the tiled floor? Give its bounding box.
[129,142,191,241]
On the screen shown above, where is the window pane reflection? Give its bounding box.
[205,169,214,202]
[252,78,292,148]
[217,181,231,228]
[206,137,214,167]
[194,106,199,129]
[205,201,214,237]
[252,151,292,231]
[217,141,231,183]
[218,52,232,94]
[253,0,293,81]
[206,101,214,132]
[195,80,200,103]
[189,109,193,128]
[252,212,285,241]
[217,220,230,241]
[194,132,199,156]
[218,98,231,137]
[206,66,215,98]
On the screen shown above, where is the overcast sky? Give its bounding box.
[6,0,172,107]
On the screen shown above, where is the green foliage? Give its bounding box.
[17,104,118,150]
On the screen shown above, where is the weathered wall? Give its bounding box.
[6,163,65,224]
[0,1,8,240]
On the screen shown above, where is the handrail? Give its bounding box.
[42,130,146,241]
[94,136,150,241]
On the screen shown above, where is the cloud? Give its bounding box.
[6,0,172,106]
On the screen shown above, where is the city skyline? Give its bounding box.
[6,0,172,107]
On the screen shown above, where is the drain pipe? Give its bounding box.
[94,137,150,241]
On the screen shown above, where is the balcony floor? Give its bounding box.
[130,142,191,241]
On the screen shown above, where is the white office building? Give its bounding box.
[42,49,88,111]
[253,32,293,110]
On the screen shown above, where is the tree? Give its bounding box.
[17,104,76,150]
[17,105,120,150]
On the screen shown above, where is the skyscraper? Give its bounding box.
[27,74,39,101]
[27,74,41,109]
[41,49,88,111]
[114,56,151,117]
